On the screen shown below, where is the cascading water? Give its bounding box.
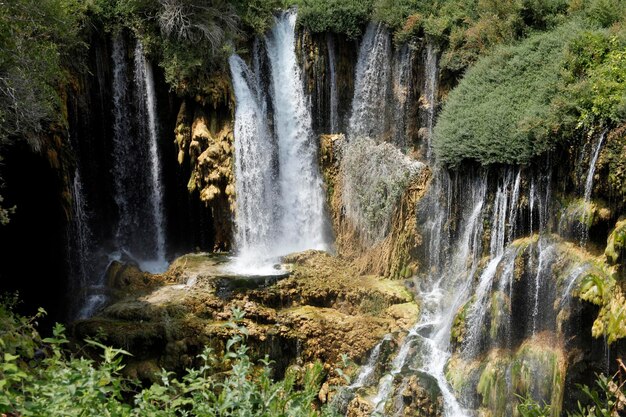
[133,40,167,272]
[228,10,329,273]
[424,42,438,158]
[584,130,606,202]
[229,55,278,272]
[579,130,607,246]
[463,173,515,358]
[109,34,167,274]
[349,22,392,140]
[391,45,413,149]
[265,11,328,255]
[366,174,489,417]
[327,34,339,134]
[111,33,133,251]
[69,167,106,319]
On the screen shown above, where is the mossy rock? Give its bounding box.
[605,219,626,265]
[446,339,565,417]
[510,340,565,417]
[451,298,472,347]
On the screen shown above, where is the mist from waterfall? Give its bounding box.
[229,10,329,274]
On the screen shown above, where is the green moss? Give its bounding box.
[489,291,510,342]
[605,219,626,265]
[510,342,564,417]
[444,354,481,398]
[477,357,509,417]
[451,298,472,346]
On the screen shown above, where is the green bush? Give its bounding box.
[295,0,374,39]
[434,24,582,166]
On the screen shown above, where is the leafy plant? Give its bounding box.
[0,302,339,416]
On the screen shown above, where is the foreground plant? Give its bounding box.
[0,302,338,416]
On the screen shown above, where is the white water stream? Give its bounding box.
[229,10,329,274]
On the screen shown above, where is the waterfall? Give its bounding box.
[507,169,522,242]
[391,45,413,149]
[584,130,606,202]
[489,173,513,257]
[462,171,516,358]
[327,34,339,134]
[110,33,167,273]
[69,167,105,319]
[228,10,329,273]
[229,54,278,271]
[133,40,167,272]
[579,130,607,246]
[111,33,133,248]
[424,42,438,159]
[349,22,392,140]
[264,10,328,254]
[560,264,590,307]
[353,336,389,388]
[70,169,92,288]
[495,246,521,349]
[367,174,488,417]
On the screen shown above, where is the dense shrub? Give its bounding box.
[295,0,374,39]
[433,19,626,166]
[434,24,581,166]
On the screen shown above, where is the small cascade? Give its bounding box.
[133,40,167,272]
[494,246,521,349]
[531,241,557,335]
[424,42,439,159]
[490,173,513,257]
[69,167,100,318]
[332,333,393,412]
[348,22,392,139]
[367,174,489,416]
[110,33,167,273]
[111,32,133,248]
[584,130,606,202]
[228,10,329,273]
[327,34,339,134]
[507,169,522,242]
[579,130,607,246]
[527,169,554,335]
[560,264,590,307]
[462,172,516,357]
[354,335,391,388]
[70,168,92,288]
[391,44,413,149]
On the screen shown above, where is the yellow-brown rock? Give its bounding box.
[73,251,419,387]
